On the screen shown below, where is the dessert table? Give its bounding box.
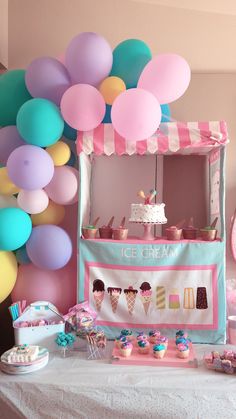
[0,343,236,419]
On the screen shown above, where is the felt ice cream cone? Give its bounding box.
[93,279,105,312]
[141,296,151,315]
[107,287,122,313]
[140,282,152,315]
[124,286,138,315]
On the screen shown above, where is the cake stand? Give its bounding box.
[130,220,167,240]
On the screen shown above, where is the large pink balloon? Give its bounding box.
[44,166,78,205]
[138,54,191,104]
[111,88,161,141]
[11,263,77,314]
[65,32,113,86]
[60,84,106,131]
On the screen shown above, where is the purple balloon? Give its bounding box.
[7,145,54,190]
[65,32,113,86]
[0,126,25,165]
[25,57,71,106]
[26,225,72,270]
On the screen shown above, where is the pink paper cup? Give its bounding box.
[228,316,236,344]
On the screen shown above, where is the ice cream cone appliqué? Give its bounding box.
[140,282,152,315]
[93,279,105,312]
[124,286,138,315]
[107,287,122,313]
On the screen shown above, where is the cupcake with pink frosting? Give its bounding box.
[176,343,189,359]
[149,330,161,344]
[119,341,133,357]
[136,332,148,346]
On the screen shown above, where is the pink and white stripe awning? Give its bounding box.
[76,121,228,156]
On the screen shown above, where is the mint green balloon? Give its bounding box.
[110,39,152,89]
[0,208,32,251]
[0,70,32,126]
[16,98,64,147]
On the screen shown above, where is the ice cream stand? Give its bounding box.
[76,120,228,343]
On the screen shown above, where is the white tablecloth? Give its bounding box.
[0,344,236,419]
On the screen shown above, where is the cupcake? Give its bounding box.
[138,339,150,354]
[120,329,133,341]
[153,344,166,359]
[165,226,182,241]
[176,343,189,359]
[99,216,114,239]
[156,336,168,349]
[119,341,133,357]
[115,335,127,349]
[136,332,148,345]
[149,330,161,344]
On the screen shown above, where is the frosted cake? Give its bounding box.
[130,203,167,224]
[7,344,39,363]
[129,189,167,224]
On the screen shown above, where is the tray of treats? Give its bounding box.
[204,350,236,374]
[0,344,49,374]
[111,329,198,368]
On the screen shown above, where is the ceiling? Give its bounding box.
[132,0,236,16]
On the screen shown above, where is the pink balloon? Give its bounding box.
[11,263,77,314]
[138,54,191,104]
[60,84,106,131]
[111,88,161,141]
[44,166,78,205]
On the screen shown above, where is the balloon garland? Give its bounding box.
[0,32,191,309]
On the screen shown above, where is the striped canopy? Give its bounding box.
[76,121,228,156]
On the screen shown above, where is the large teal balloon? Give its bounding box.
[16,98,64,147]
[110,39,152,89]
[63,122,77,141]
[0,70,32,126]
[0,208,32,251]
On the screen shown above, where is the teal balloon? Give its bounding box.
[0,208,32,251]
[161,104,171,123]
[16,98,64,147]
[102,104,111,123]
[67,150,76,167]
[63,122,77,141]
[110,39,152,89]
[16,246,31,265]
[0,70,32,126]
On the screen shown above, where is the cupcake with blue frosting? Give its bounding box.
[153,344,166,359]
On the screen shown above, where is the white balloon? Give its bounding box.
[0,194,18,208]
[17,189,49,214]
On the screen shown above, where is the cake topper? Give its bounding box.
[137,189,157,205]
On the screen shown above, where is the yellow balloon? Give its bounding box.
[99,76,126,105]
[46,141,71,166]
[0,251,18,304]
[31,200,65,226]
[0,167,20,195]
